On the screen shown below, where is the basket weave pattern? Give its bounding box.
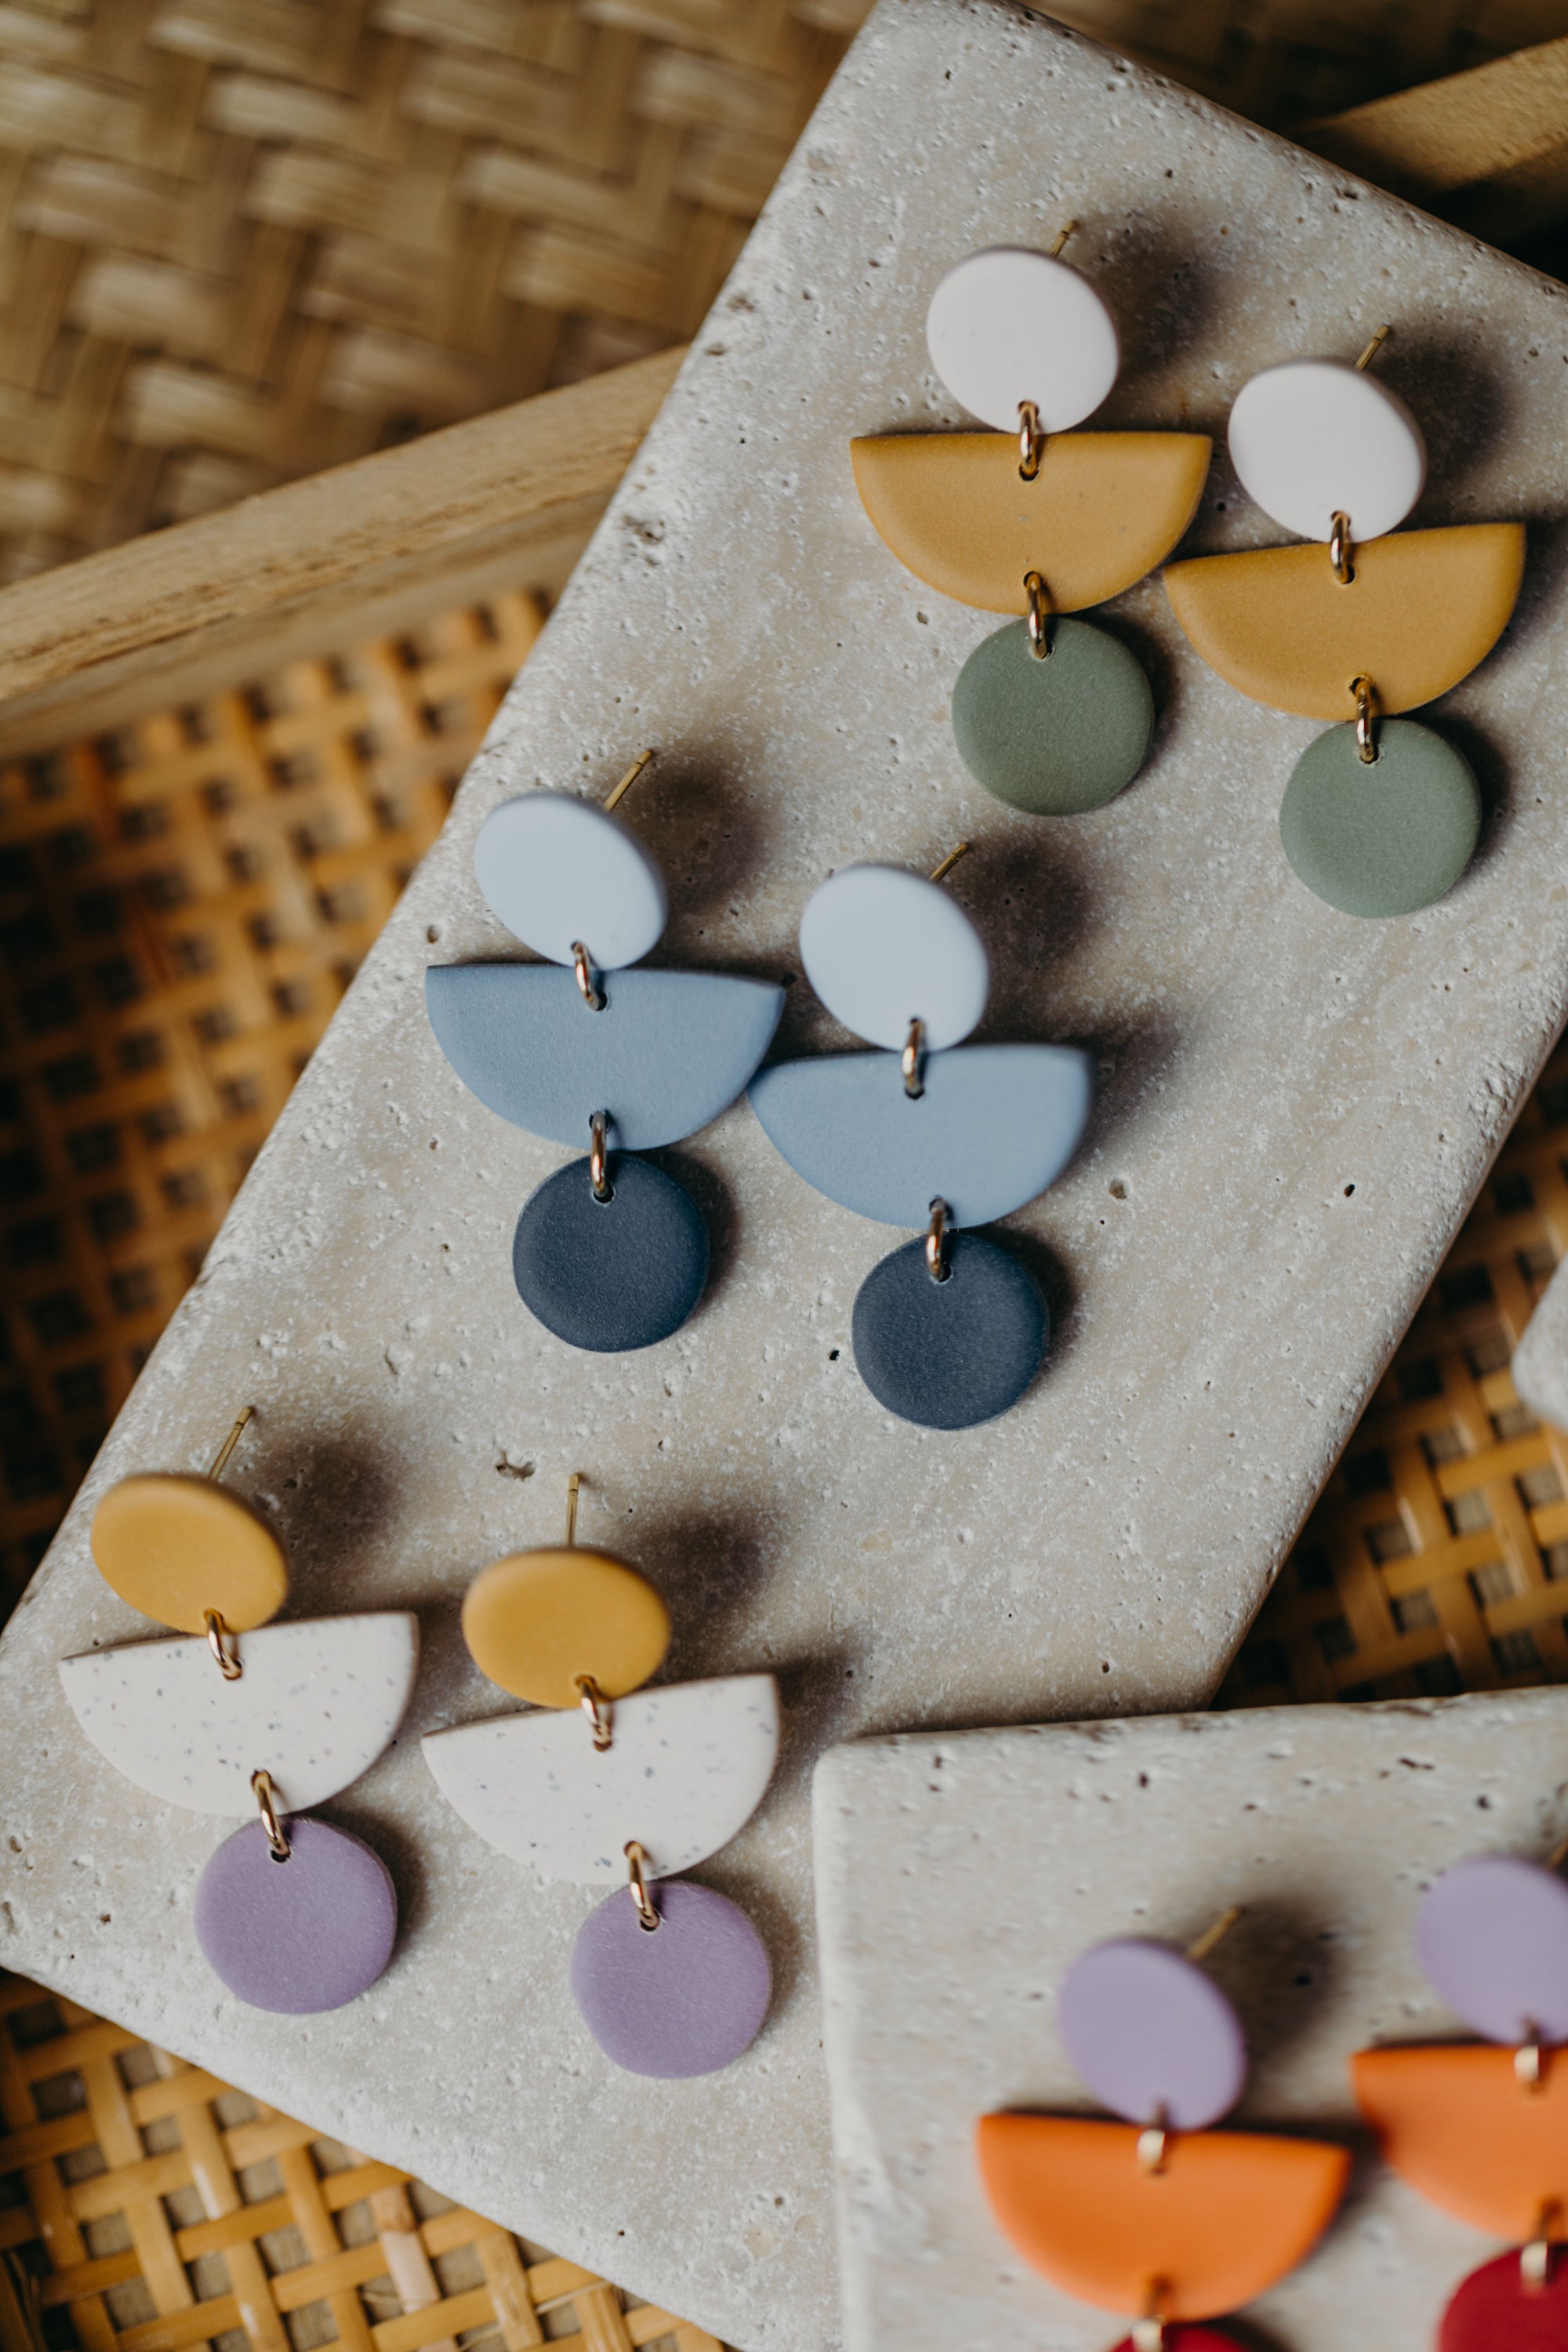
[1222,1036,1568,1704]
[0,1975,720,2352]
[0,590,542,1621]
[0,0,1559,586]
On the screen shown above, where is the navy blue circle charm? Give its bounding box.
[852,1231,1047,1429]
[513,1153,708,1352]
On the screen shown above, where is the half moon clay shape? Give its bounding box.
[850,430,1210,613]
[975,2114,1349,2321]
[60,1614,419,1815]
[749,1044,1093,1229]
[1163,522,1525,719]
[1352,2045,1568,2241]
[423,1675,779,1882]
[426,964,784,1151]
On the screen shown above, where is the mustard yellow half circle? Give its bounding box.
[1163,522,1525,720]
[850,430,1211,615]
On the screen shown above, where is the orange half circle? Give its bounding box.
[1163,523,1524,720]
[975,2113,1349,2321]
[851,430,1211,614]
[1352,2043,1568,2241]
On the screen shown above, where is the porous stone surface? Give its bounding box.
[5,4,1568,2347]
[814,1694,1568,2350]
[1512,1254,1568,1428]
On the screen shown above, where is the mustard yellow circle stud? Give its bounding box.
[90,1474,289,1633]
[462,1548,670,1708]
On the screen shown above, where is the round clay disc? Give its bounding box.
[513,1153,708,1352]
[90,1473,288,1634]
[1109,2335,1242,2352]
[194,1817,397,2013]
[851,1232,1047,1430]
[1415,1854,1568,2044]
[800,866,989,1051]
[1058,1938,1247,2128]
[461,1546,670,1707]
[951,617,1156,815]
[1228,358,1426,542]
[472,793,667,968]
[925,247,1120,433]
[1439,2249,1568,2350]
[1279,719,1480,919]
[569,1878,771,2077]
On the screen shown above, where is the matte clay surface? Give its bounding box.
[423,1675,779,1881]
[851,431,1210,612]
[976,2115,1348,2319]
[461,1546,670,1707]
[1351,2044,1568,2241]
[91,1474,289,1632]
[1227,360,1426,542]
[1057,1940,1246,2127]
[511,1152,708,1351]
[852,1232,1047,1428]
[6,7,1568,2347]
[1163,523,1525,719]
[1440,2252,1568,2350]
[950,616,1155,812]
[426,964,784,1149]
[60,1614,419,1813]
[924,249,1119,434]
[194,1817,398,2013]
[749,1044,1094,1228]
[570,1879,772,2078]
[814,1696,1568,2352]
[1414,1854,1568,2042]
[1279,720,1480,917]
[472,793,667,969]
[799,866,988,1051]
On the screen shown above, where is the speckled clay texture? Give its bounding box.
[814,1693,1568,2351]
[3,3,1568,2347]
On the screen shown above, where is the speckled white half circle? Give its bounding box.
[59,1614,419,1815]
[422,1675,779,1882]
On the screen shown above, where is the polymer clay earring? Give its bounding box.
[978,1912,1349,2347]
[1352,1843,1568,2341]
[423,1474,778,2079]
[748,846,1093,1429]
[426,750,784,1352]
[851,230,1211,815]
[1165,329,1526,917]
[58,1410,417,2013]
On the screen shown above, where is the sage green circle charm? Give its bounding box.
[1279,718,1480,918]
[951,617,1156,815]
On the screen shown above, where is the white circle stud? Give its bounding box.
[1228,359,1426,543]
[473,793,667,968]
[925,248,1120,434]
[800,866,989,1051]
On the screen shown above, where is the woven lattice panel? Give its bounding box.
[1221,1035,1568,1707]
[0,1972,722,2352]
[0,0,1563,586]
[0,588,543,1624]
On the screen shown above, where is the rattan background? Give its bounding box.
[0,0,1566,586]
[0,587,543,1624]
[0,1973,721,2352]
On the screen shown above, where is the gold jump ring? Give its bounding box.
[575,1674,613,1751]
[590,1110,613,1203]
[205,1610,242,1680]
[1024,570,1051,660]
[1330,510,1355,584]
[625,1839,660,1932]
[572,942,605,1011]
[925,1197,951,1285]
[902,1017,925,1100]
[1017,399,1043,481]
[251,1768,291,1862]
[1352,673,1378,764]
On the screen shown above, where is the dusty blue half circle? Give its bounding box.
[427,964,784,1150]
[748,1044,1094,1228]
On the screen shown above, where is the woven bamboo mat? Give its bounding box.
[0,0,1563,587]
[0,588,543,1624]
[0,1973,721,2352]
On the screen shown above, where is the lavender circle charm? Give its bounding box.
[194,1817,397,2013]
[569,1879,771,2078]
[1416,1854,1568,2044]
[1058,1938,1247,2129]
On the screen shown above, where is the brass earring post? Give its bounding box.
[564,1472,582,1547]
[928,842,971,887]
[1186,1905,1243,1965]
[603,748,655,812]
[1048,220,1078,260]
[209,1406,254,1481]
[1355,323,1392,372]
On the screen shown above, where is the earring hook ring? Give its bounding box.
[590,1110,613,1202]
[251,1769,291,1862]
[205,1610,242,1680]
[572,942,605,1011]
[926,1198,951,1284]
[1352,674,1378,764]
[1024,570,1051,659]
[625,1840,660,1931]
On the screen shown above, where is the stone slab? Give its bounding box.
[5,3,1568,2347]
[812,1693,1568,2351]
[1513,1254,1568,1427]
